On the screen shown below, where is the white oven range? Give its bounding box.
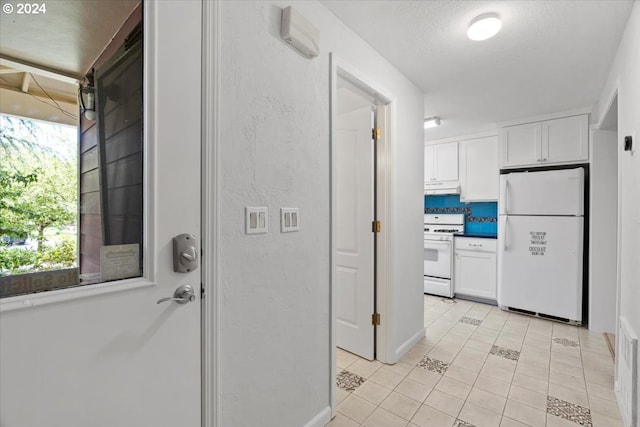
[423,214,465,298]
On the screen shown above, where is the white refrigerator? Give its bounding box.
[497,168,584,323]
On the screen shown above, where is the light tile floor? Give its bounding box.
[329,295,622,427]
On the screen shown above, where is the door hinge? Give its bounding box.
[371,313,381,325]
[372,220,381,233]
[200,284,205,299]
[372,128,381,140]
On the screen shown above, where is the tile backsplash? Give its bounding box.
[424,195,497,235]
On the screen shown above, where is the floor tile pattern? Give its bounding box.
[417,356,449,374]
[489,345,520,361]
[547,396,593,426]
[553,337,580,347]
[329,296,623,427]
[337,370,366,392]
[460,317,482,326]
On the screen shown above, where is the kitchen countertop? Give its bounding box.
[454,232,497,239]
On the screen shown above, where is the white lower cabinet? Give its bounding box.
[454,237,497,300]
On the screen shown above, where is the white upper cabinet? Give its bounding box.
[424,144,436,182]
[459,135,499,201]
[499,114,589,169]
[424,141,458,182]
[544,115,589,164]
[500,122,541,167]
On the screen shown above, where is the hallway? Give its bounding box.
[331,296,621,427]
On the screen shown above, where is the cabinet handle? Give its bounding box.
[469,243,483,247]
[537,158,541,162]
[542,158,547,161]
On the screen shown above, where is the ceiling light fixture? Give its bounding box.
[467,13,502,41]
[424,117,441,129]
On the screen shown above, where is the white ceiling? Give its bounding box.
[321,0,634,140]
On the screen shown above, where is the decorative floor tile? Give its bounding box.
[553,338,580,347]
[337,370,366,392]
[417,356,449,374]
[460,317,482,326]
[490,345,520,361]
[453,419,476,427]
[547,396,592,427]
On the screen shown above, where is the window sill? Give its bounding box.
[0,277,155,313]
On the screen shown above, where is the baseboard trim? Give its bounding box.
[395,327,426,361]
[303,406,332,427]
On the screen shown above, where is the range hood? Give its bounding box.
[424,181,461,195]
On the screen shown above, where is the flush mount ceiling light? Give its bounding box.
[424,117,441,129]
[467,13,502,41]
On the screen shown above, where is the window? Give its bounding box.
[0,19,143,298]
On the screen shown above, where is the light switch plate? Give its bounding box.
[245,207,268,234]
[281,208,300,232]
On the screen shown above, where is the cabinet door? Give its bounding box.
[543,115,589,164]
[424,144,436,182]
[454,249,497,300]
[460,136,499,201]
[500,122,541,168]
[434,141,458,181]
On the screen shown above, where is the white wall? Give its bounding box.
[589,129,618,333]
[216,1,424,426]
[596,0,640,417]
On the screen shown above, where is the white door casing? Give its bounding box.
[0,2,202,426]
[336,105,375,360]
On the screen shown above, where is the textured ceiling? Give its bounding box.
[321,0,634,139]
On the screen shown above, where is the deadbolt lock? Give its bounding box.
[173,233,198,273]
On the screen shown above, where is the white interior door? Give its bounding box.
[336,105,375,360]
[0,2,202,425]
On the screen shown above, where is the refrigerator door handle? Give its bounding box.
[503,216,509,251]
[502,178,509,214]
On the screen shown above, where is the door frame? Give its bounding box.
[330,53,396,415]
[596,88,621,353]
[202,1,219,426]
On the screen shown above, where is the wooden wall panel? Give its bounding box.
[79,121,103,275]
[79,7,142,276]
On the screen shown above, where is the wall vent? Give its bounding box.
[615,317,638,427]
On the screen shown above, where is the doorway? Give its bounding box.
[589,93,619,348]
[330,54,395,413]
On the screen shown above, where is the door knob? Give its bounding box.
[157,284,196,304]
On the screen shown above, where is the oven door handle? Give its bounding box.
[424,239,452,247]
